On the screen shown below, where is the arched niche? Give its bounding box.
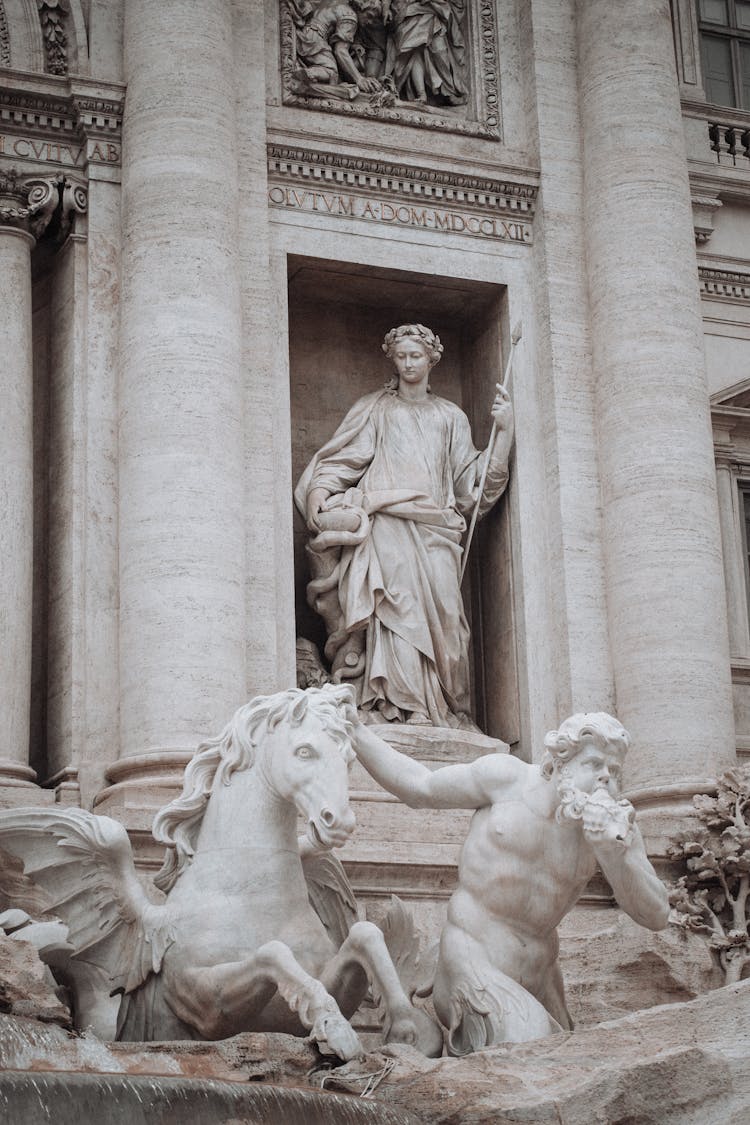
[288,255,520,746]
[1,0,88,76]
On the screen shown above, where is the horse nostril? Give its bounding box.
[320,808,335,827]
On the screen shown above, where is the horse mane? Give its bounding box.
[152,684,355,893]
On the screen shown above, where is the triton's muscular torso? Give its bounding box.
[445,769,597,989]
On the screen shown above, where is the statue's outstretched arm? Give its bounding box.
[352,724,516,810]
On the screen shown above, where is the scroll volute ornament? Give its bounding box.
[0,170,86,239]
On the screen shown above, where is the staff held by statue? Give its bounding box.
[460,322,522,585]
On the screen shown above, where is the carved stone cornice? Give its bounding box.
[700,265,750,302]
[0,76,124,176]
[0,88,76,132]
[0,81,123,135]
[70,95,123,136]
[269,142,536,211]
[267,143,537,244]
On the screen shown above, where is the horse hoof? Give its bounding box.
[311,1012,364,1061]
[387,1009,443,1058]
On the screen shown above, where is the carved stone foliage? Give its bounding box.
[37,0,69,76]
[668,765,750,985]
[280,0,500,140]
[0,168,37,231]
[0,2,10,69]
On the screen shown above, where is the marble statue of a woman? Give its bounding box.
[295,324,513,729]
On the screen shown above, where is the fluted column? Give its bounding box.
[578,0,735,834]
[0,180,36,788]
[103,0,246,812]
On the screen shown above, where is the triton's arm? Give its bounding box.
[582,807,669,931]
[351,723,518,810]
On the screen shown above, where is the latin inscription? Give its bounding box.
[267,185,532,244]
[0,135,121,167]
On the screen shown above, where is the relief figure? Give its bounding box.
[289,0,388,99]
[383,0,468,105]
[287,0,469,108]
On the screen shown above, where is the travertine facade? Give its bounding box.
[0,0,746,967]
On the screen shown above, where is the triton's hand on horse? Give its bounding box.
[0,685,442,1060]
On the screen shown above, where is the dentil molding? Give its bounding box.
[267,142,537,245]
[700,265,750,302]
[0,74,123,183]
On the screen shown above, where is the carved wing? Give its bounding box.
[301,846,358,948]
[0,807,173,994]
[380,894,438,999]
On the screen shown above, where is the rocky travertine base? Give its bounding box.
[1,980,749,1124]
[558,907,724,1026]
[365,980,750,1124]
[0,932,70,1029]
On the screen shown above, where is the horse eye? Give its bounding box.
[295,745,314,760]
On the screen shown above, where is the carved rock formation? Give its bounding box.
[1,981,749,1123]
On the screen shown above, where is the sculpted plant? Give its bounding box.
[668,766,750,984]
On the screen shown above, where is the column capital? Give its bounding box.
[0,169,36,237]
[0,168,87,241]
[715,449,739,472]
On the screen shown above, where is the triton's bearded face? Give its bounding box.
[553,741,630,835]
[558,741,623,800]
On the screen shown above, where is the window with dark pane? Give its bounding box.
[698,0,750,108]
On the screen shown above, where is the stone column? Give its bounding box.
[0,179,36,789]
[578,0,735,842]
[101,0,246,818]
[518,0,616,745]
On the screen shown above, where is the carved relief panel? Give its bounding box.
[280,0,500,139]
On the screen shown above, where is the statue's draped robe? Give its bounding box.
[296,390,508,726]
[386,0,467,105]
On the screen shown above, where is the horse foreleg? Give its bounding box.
[165,940,363,1060]
[321,921,443,1057]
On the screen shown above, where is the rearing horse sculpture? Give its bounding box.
[0,685,442,1059]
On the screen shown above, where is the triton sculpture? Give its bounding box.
[350,710,670,1053]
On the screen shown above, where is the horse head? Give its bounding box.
[152,684,358,891]
[258,684,357,850]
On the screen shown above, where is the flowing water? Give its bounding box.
[0,1071,419,1125]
